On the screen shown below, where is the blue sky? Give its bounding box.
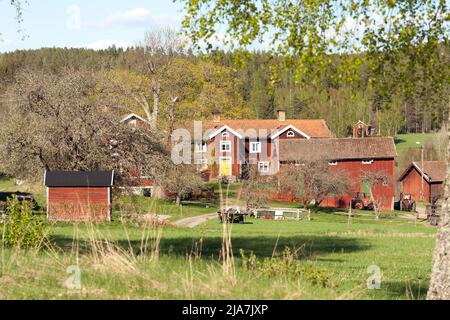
[0,0,185,52]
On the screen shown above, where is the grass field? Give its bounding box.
[0,211,436,300]
[394,133,432,158]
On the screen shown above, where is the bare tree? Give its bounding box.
[278,161,351,208]
[239,165,276,210]
[0,69,167,181]
[360,171,390,220]
[140,28,187,128]
[101,28,189,131]
[158,163,204,207]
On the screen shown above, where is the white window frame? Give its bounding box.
[362,159,374,165]
[195,141,207,153]
[250,141,262,153]
[328,161,338,166]
[220,141,231,152]
[222,131,230,138]
[258,161,270,173]
[286,130,295,138]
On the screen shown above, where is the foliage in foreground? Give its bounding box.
[1,197,47,248]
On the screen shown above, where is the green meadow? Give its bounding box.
[0,210,436,299]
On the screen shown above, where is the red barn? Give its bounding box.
[398,161,446,203]
[278,137,397,210]
[44,171,114,221]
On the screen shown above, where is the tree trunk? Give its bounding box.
[176,195,181,207]
[369,187,380,220]
[166,96,178,148]
[150,77,160,129]
[427,114,450,300]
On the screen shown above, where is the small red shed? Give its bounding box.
[398,161,446,203]
[44,171,114,221]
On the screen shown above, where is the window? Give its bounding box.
[222,131,229,138]
[195,141,206,153]
[362,159,374,165]
[196,159,208,170]
[287,130,295,138]
[328,161,338,166]
[258,161,270,173]
[250,141,261,153]
[220,141,231,152]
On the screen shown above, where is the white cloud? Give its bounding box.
[82,39,132,50]
[84,8,182,29]
[95,8,151,28]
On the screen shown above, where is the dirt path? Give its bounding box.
[173,213,218,228]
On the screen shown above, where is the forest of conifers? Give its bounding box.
[0,45,448,137]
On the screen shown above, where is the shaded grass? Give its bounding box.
[0,210,436,300]
[0,176,46,208]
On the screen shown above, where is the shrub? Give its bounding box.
[1,196,47,248]
[240,247,333,288]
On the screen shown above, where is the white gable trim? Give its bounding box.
[120,113,148,123]
[208,125,243,139]
[412,162,432,183]
[270,124,311,140]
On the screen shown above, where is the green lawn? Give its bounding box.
[0,211,437,300]
[394,133,432,158]
[113,196,218,221]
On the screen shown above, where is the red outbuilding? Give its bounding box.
[398,161,446,203]
[44,171,114,221]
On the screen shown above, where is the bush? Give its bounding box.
[1,196,47,248]
[240,247,333,288]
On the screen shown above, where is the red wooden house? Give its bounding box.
[187,110,333,179]
[278,137,397,210]
[398,161,446,203]
[44,171,114,221]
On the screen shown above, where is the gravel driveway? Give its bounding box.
[173,213,217,228]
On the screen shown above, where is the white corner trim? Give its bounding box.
[208,125,243,139]
[412,162,431,183]
[270,124,311,140]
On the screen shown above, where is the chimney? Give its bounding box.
[277,110,286,122]
[212,111,221,123]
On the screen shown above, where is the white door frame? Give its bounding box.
[219,156,232,176]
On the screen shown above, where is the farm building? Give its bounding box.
[120,113,149,128]
[181,110,332,180]
[398,161,446,203]
[44,171,114,221]
[278,137,398,210]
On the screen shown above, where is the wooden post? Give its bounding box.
[296,208,300,221]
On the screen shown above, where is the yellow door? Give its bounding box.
[220,158,232,176]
